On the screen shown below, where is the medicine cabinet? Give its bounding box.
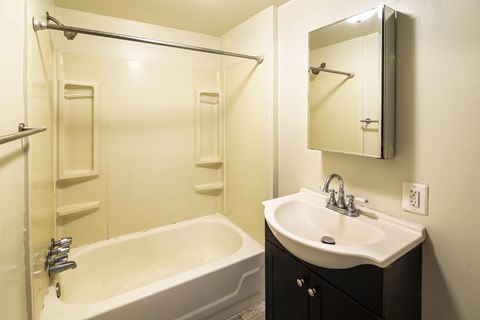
[308,5,396,159]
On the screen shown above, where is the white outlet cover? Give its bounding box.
[402,181,429,215]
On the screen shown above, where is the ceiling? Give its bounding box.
[54,0,289,37]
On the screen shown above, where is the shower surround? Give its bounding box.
[30,6,275,320]
[52,7,272,245]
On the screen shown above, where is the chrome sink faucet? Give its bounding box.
[322,173,347,209]
[322,173,367,217]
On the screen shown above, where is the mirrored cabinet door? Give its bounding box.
[308,5,396,159]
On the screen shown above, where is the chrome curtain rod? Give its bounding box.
[309,63,354,78]
[0,123,47,146]
[32,13,264,64]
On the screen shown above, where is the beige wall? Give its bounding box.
[222,6,277,243]
[27,1,57,319]
[278,0,480,319]
[1,1,56,319]
[0,1,28,319]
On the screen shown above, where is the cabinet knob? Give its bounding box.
[296,278,305,287]
[308,288,317,297]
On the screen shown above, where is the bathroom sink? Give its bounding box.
[263,188,425,269]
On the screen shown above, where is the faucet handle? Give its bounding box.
[45,254,69,269]
[346,194,356,211]
[346,194,369,214]
[52,237,72,247]
[327,189,337,205]
[49,246,70,256]
[346,195,369,205]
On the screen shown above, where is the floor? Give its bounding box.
[227,301,265,320]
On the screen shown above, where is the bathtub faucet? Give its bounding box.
[48,261,77,277]
[45,237,77,277]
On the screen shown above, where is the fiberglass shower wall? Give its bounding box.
[54,8,225,244]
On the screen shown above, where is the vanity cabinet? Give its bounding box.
[265,224,421,320]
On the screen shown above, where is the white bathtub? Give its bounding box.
[40,214,264,320]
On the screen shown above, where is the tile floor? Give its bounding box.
[227,301,265,320]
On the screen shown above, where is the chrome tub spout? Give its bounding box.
[49,261,77,277]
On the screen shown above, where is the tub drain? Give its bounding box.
[321,236,335,245]
[56,282,61,298]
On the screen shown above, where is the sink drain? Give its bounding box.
[321,236,335,245]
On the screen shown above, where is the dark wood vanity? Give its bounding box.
[265,224,422,320]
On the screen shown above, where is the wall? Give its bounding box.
[278,0,480,319]
[26,1,57,319]
[0,1,28,319]
[54,9,224,244]
[0,1,56,319]
[221,6,277,243]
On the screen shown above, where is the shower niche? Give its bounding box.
[58,80,99,180]
[194,90,224,194]
[56,80,101,218]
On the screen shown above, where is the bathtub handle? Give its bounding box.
[45,254,69,267]
[53,237,72,247]
[50,246,70,256]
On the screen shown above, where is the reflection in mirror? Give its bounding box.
[308,5,396,159]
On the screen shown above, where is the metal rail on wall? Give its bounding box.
[32,12,264,64]
[0,123,47,146]
[309,62,354,78]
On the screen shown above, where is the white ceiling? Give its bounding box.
[54,0,289,37]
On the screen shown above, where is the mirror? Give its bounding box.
[308,5,396,159]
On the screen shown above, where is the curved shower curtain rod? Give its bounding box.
[32,12,264,64]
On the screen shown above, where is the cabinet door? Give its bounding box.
[270,246,308,320]
[306,271,321,319]
[319,273,363,320]
[267,242,378,320]
[362,309,383,320]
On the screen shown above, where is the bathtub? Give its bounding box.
[40,214,264,320]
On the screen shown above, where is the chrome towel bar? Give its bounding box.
[0,123,47,146]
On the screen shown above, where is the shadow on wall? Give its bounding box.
[422,234,462,320]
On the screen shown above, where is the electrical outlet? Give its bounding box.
[409,189,420,208]
[402,182,428,215]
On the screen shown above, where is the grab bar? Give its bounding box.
[0,123,47,146]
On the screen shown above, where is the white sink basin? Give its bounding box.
[263,188,425,269]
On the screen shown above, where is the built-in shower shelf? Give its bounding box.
[195,158,223,166]
[56,201,101,217]
[194,182,224,193]
[57,170,99,181]
[196,90,223,165]
[58,80,99,180]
